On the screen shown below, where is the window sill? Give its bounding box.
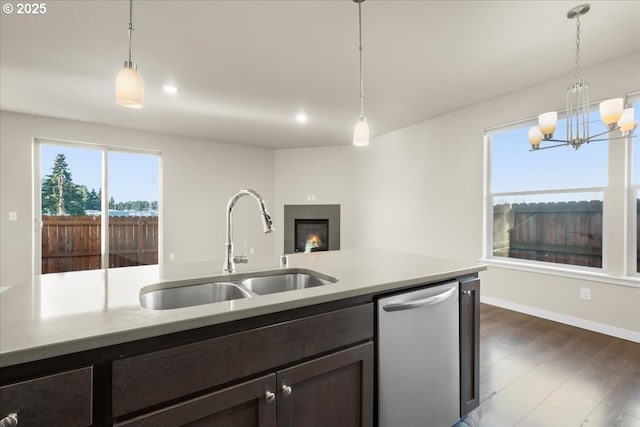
[479,257,640,289]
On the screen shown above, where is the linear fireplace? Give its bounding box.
[295,219,329,253]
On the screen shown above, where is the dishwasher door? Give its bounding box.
[377,281,460,427]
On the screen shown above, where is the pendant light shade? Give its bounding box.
[353,118,370,146]
[116,62,143,108]
[353,0,369,147]
[116,0,143,108]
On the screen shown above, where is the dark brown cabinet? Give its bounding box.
[114,374,277,427]
[115,343,374,427]
[111,304,374,426]
[276,343,373,427]
[459,276,480,417]
[0,366,92,427]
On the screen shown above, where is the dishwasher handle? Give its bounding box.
[382,286,457,312]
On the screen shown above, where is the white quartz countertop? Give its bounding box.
[0,249,485,368]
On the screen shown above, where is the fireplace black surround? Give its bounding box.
[295,219,329,253]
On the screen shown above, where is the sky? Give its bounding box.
[40,144,159,203]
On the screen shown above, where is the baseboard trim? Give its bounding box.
[480,295,640,343]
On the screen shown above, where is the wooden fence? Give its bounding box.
[42,216,158,274]
[493,201,603,268]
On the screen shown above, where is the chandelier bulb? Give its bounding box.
[538,112,557,139]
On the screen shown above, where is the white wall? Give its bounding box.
[0,112,275,287]
[273,146,358,255]
[273,52,640,337]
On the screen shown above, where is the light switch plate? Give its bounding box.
[580,287,591,300]
[8,212,17,221]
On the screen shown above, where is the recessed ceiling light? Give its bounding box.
[296,112,308,124]
[162,84,178,94]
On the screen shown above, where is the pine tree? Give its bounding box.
[41,154,86,215]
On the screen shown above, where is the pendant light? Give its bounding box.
[353,0,370,147]
[115,0,144,108]
[528,4,636,150]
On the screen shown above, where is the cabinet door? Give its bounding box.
[114,374,276,427]
[459,277,480,416]
[0,366,92,427]
[276,342,373,427]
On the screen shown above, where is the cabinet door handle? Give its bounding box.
[462,290,472,295]
[0,413,18,427]
[282,384,292,397]
[265,390,276,403]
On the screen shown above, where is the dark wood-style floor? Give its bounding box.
[461,304,640,427]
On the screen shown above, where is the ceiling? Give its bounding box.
[1,1,639,149]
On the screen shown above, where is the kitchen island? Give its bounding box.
[0,248,485,426]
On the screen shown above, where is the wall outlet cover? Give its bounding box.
[580,287,591,301]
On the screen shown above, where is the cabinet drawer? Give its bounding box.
[112,303,373,417]
[0,366,92,427]
[114,374,276,427]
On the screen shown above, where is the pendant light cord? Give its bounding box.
[358,1,364,120]
[128,0,134,64]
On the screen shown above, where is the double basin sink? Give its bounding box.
[140,269,338,310]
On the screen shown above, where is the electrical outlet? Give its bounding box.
[169,252,175,261]
[8,212,17,221]
[249,247,255,255]
[580,287,591,300]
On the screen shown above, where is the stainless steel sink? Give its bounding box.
[140,281,252,310]
[241,273,333,295]
[139,269,338,310]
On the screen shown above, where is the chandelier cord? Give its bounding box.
[574,14,581,82]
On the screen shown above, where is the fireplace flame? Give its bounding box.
[304,234,323,253]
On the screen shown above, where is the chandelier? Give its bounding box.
[528,4,637,151]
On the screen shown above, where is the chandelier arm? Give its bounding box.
[534,133,638,151]
[586,127,618,141]
[543,138,573,143]
[529,142,569,151]
[588,134,638,142]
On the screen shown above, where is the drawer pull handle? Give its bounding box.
[0,413,18,427]
[282,384,292,397]
[462,290,472,295]
[265,390,276,403]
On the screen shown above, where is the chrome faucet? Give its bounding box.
[223,189,274,273]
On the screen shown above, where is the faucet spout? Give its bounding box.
[223,189,274,273]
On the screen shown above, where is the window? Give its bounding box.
[487,109,608,269]
[36,140,160,274]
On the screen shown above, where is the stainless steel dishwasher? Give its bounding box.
[377,281,460,427]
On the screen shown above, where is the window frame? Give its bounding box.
[626,92,640,277]
[33,137,162,274]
